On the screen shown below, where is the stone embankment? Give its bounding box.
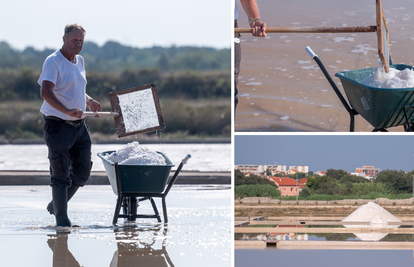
[0,170,231,185]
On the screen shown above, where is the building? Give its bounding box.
[298,178,308,189]
[355,166,380,178]
[267,164,287,174]
[285,169,299,176]
[314,171,326,176]
[289,166,309,174]
[235,164,287,175]
[235,165,265,175]
[269,176,303,196]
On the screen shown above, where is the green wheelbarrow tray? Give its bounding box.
[97,151,175,195]
[335,64,414,129]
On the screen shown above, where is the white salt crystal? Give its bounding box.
[104,141,166,165]
[361,60,414,88]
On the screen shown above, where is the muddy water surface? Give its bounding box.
[235,0,414,132]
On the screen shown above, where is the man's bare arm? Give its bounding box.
[240,0,267,37]
[40,80,83,118]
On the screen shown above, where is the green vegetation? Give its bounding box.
[0,99,230,140]
[235,184,280,198]
[0,41,230,141]
[235,168,414,200]
[0,41,230,73]
[235,170,277,187]
[235,170,280,198]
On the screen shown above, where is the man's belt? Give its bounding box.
[44,115,83,128]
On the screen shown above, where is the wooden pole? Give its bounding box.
[234,26,377,34]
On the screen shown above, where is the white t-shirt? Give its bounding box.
[38,50,87,121]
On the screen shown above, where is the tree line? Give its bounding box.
[234,168,414,199]
[0,41,230,73]
[0,41,230,101]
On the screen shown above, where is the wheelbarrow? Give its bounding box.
[97,151,191,225]
[306,46,414,132]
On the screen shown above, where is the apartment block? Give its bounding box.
[288,166,309,174]
[355,166,380,178]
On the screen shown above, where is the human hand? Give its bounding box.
[68,108,83,118]
[88,100,102,117]
[251,20,267,37]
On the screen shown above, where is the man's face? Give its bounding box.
[62,28,85,55]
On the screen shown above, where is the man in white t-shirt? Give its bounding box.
[38,24,101,227]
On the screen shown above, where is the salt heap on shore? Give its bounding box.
[361,60,414,88]
[104,141,166,165]
[342,201,401,241]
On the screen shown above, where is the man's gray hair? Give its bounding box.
[64,24,86,36]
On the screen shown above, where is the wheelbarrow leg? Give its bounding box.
[149,197,162,223]
[162,197,168,223]
[113,194,123,225]
[126,197,138,221]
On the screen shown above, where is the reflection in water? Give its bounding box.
[110,225,174,267]
[47,232,80,267]
[46,225,174,267]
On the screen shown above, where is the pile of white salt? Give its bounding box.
[342,201,401,241]
[104,141,166,165]
[361,60,414,88]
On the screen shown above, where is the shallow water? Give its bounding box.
[235,0,414,132]
[0,185,231,266]
[0,143,231,172]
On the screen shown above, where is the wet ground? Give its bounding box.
[235,0,414,132]
[0,185,231,266]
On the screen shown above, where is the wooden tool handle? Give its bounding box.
[235,26,377,33]
[83,111,119,117]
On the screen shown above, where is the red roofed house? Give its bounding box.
[298,178,307,189]
[315,171,326,176]
[269,176,304,196]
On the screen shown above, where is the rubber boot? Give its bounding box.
[52,187,71,227]
[47,186,79,215]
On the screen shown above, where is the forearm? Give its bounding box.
[240,0,260,23]
[40,81,70,115]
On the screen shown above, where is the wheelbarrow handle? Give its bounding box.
[182,154,191,164]
[305,46,356,132]
[163,154,191,196]
[305,46,317,59]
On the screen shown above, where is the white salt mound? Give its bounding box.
[361,60,414,88]
[342,201,401,241]
[104,141,166,165]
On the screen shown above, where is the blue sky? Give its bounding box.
[235,134,414,173]
[1,0,231,50]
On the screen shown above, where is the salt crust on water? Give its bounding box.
[342,201,401,241]
[104,141,166,165]
[361,60,414,88]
